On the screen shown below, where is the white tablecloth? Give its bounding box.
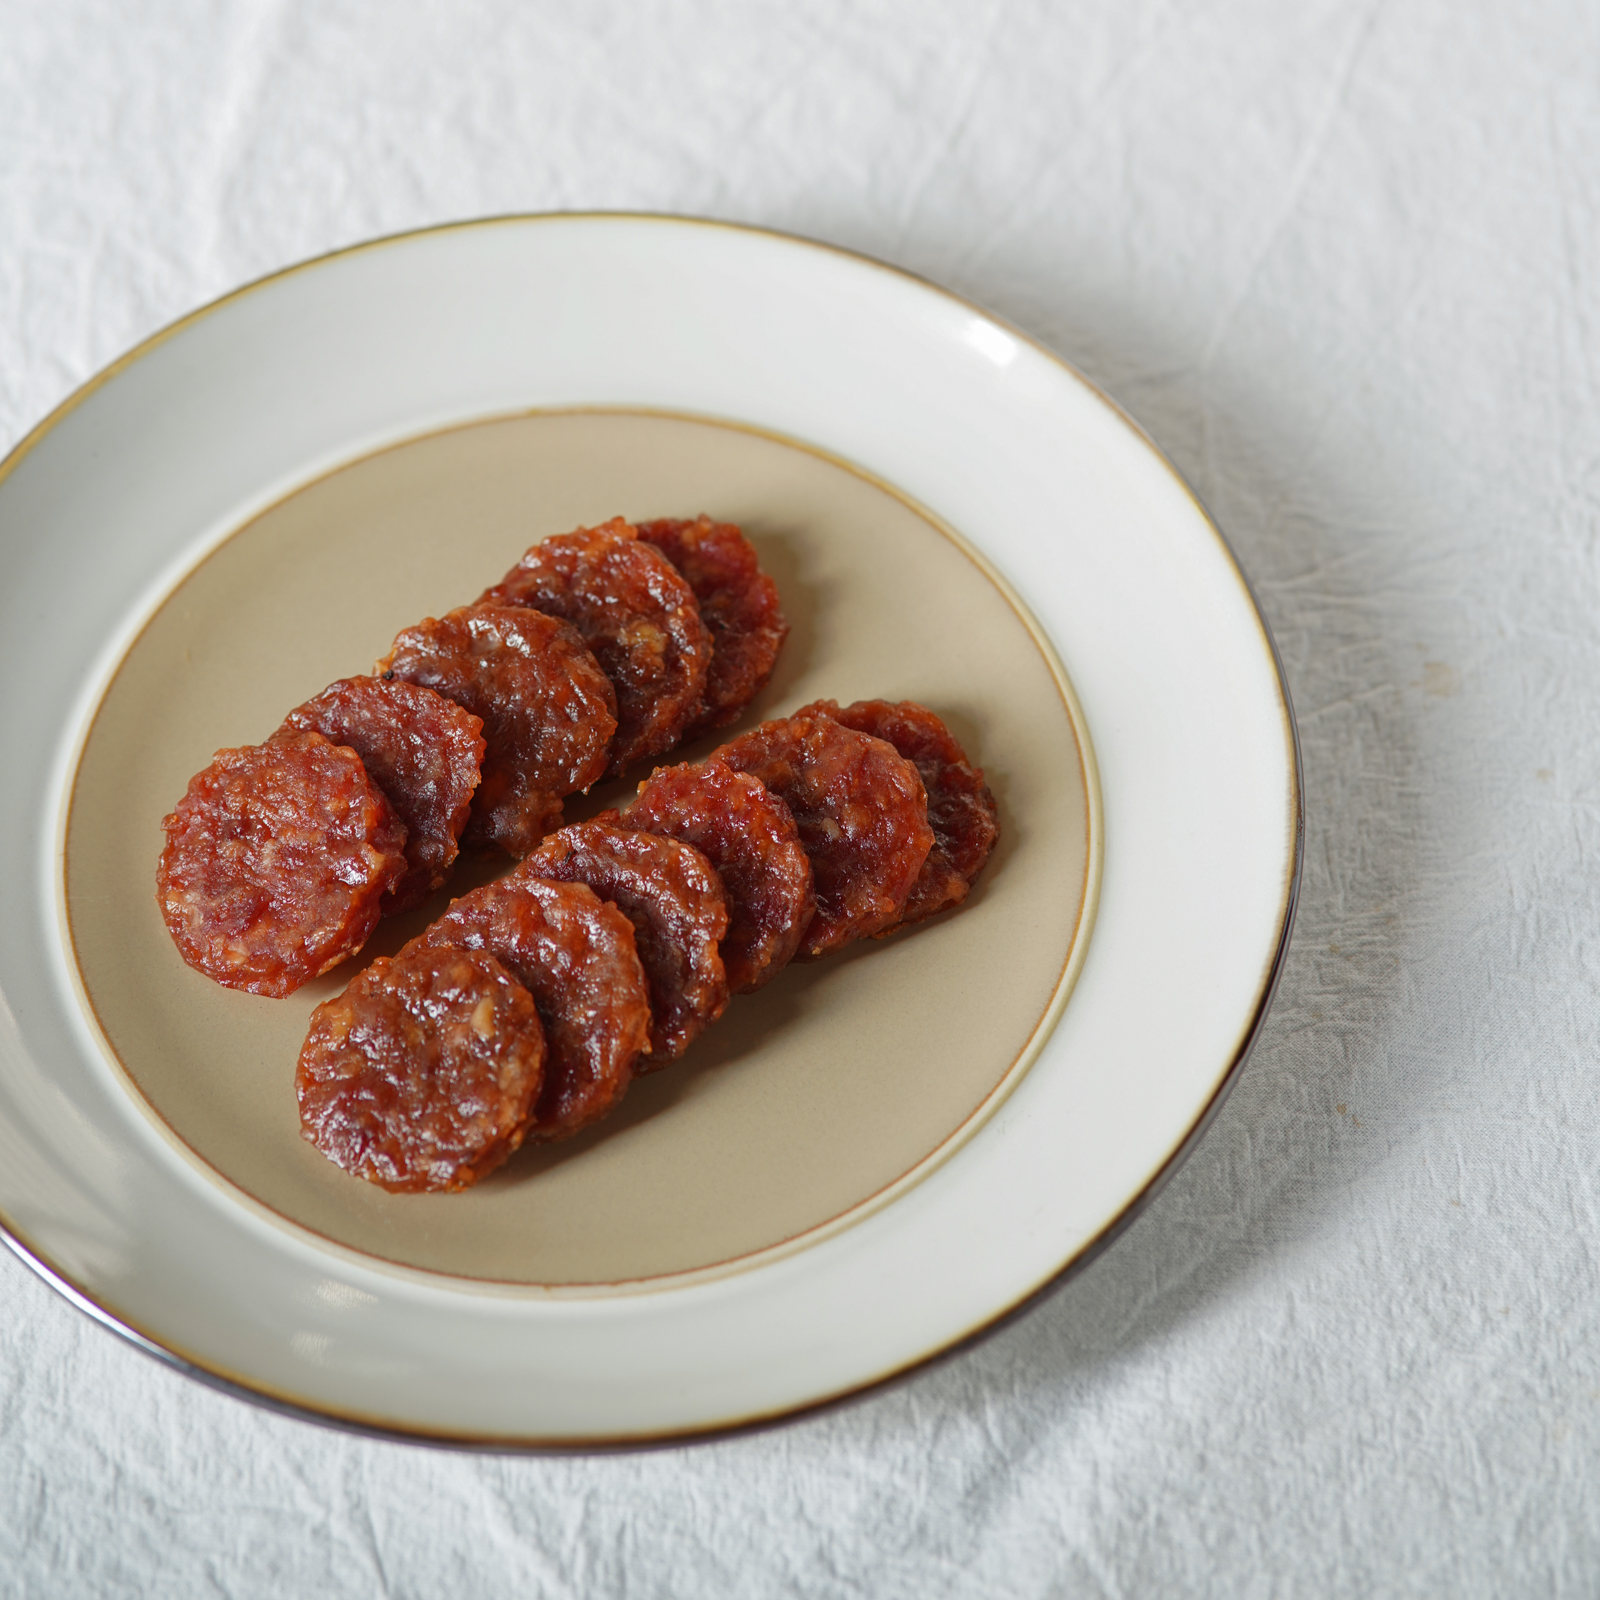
[4,2,1597,1592]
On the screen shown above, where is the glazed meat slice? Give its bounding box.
[157,730,408,996]
[420,873,650,1140]
[622,759,814,992]
[276,675,486,914]
[636,516,788,737]
[379,603,616,858]
[481,517,711,776]
[296,944,546,1193]
[711,712,933,957]
[524,818,730,1063]
[797,699,998,926]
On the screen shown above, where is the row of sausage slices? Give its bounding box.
[297,697,998,1193]
[157,515,787,998]
[154,511,997,1194]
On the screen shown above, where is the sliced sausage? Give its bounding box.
[157,730,407,997]
[481,518,710,776]
[523,818,729,1063]
[622,759,814,992]
[276,675,485,914]
[379,603,616,858]
[419,872,650,1140]
[797,699,998,926]
[711,712,933,957]
[636,516,788,737]
[296,943,545,1193]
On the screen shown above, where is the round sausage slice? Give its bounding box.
[157,731,408,997]
[711,712,933,957]
[636,516,788,737]
[277,675,486,914]
[623,760,814,992]
[296,944,546,1193]
[524,818,730,1063]
[481,518,711,776]
[797,699,998,926]
[379,603,616,858]
[419,873,650,1140]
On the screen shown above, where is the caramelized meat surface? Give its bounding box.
[157,731,407,996]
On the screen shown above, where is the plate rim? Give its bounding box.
[0,210,1304,1449]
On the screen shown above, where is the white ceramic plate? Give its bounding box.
[0,215,1300,1445]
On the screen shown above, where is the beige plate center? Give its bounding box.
[65,410,1095,1288]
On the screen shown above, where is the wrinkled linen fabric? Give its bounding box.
[3,1,1599,1594]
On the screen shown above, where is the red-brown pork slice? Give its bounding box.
[635,516,788,737]
[276,675,486,914]
[480,517,711,776]
[157,731,408,997]
[523,818,729,1063]
[379,603,616,858]
[296,944,546,1193]
[796,699,998,926]
[622,759,814,992]
[419,873,650,1140]
[711,712,933,958]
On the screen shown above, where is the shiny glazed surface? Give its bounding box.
[714,713,935,957]
[420,872,651,1139]
[297,944,546,1193]
[802,699,998,927]
[525,819,730,1063]
[157,730,407,996]
[637,515,788,738]
[277,675,485,914]
[382,603,616,856]
[484,518,710,776]
[623,760,814,994]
